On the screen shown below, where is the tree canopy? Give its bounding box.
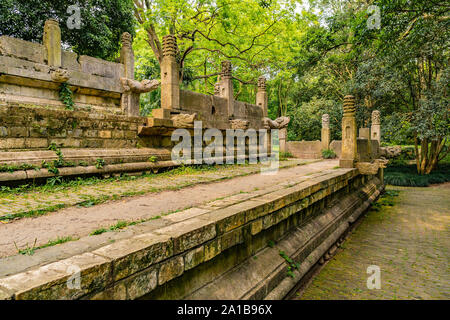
[0,0,135,60]
[1,0,448,173]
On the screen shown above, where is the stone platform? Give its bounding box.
[0,160,383,300]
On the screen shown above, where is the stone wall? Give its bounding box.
[179,90,264,130]
[0,36,124,115]
[286,141,322,159]
[0,168,384,300]
[0,104,143,150]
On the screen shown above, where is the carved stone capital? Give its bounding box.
[162,35,177,58]
[121,32,132,48]
[120,78,160,93]
[51,68,70,82]
[257,76,266,91]
[262,116,290,129]
[343,95,356,116]
[322,114,330,129]
[171,113,197,128]
[221,61,232,79]
[356,159,388,175]
[372,110,381,125]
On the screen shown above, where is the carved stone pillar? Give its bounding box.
[43,19,61,68]
[161,35,180,110]
[321,113,330,150]
[256,76,268,117]
[218,61,234,118]
[120,32,134,79]
[119,32,139,116]
[279,128,287,153]
[371,110,381,143]
[340,95,357,168]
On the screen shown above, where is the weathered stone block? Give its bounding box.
[0,138,25,149]
[250,219,263,235]
[158,256,184,285]
[99,130,112,139]
[0,36,45,64]
[124,267,158,300]
[198,205,247,235]
[25,138,48,149]
[0,252,111,300]
[89,283,126,300]
[220,228,243,251]
[8,127,28,137]
[154,218,216,254]
[92,233,172,282]
[204,239,221,262]
[184,246,205,271]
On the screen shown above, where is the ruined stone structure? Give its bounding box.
[371,110,381,143]
[0,23,283,183]
[0,24,387,301]
[339,95,357,168]
[256,76,268,117]
[321,113,330,150]
[0,166,384,300]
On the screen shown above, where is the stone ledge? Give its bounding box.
[0,168,369,300]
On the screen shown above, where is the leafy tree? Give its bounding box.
[352,0,449,174]
[0,0,135,60]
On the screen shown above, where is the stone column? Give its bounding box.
[119,32,140,116]
[43,19,61,68]
[321,113,330,150]
[340,95,357,168]
[161,35,180,110]
[218,61,234,118]
[371,110,381,143]
[120,32,134,79]
[279,127,287,153]
[256,76,268,117]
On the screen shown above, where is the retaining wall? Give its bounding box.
[0,168,383,300]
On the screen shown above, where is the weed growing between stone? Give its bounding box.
[14,236,76,256]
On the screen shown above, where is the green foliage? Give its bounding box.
[382,113,415,145]
[44,143,76,175]
[95,158,106,169]
[385,164,450,187]
[0,0,135,60]
[58,83,75,110]
[15,236,75,255]
[148,156,158,163]
[90,228,108,236]
[322,149,336,159]
[279,250,300,279]
[0,163,39,172]
[279,152,293,161]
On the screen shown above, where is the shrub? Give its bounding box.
[384,164,450,187]
[322,149,336,159]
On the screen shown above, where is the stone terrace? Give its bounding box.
[0,158,379,300]
[0,159,334,259]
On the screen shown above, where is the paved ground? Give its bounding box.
[295,184,450,300]
[0,159,338,258]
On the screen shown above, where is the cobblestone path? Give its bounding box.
[296,184,450,300]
